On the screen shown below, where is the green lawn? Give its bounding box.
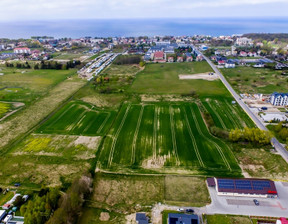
[0,67,76,103]
[221,66,288,94]
[130,62,229,97]
[205,214,252,224]
[36,101,116,136]
[98,102,241,176]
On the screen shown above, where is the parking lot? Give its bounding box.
[205,181,288,217]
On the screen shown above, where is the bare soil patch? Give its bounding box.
[179,73,219,81]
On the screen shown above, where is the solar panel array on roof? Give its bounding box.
[216,178,277,195]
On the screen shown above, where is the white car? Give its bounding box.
[177,208,184,212]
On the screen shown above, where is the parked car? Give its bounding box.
[253,199,259,206]
[186,209,194,213]
[177,208,184,212]
[14,183,21,187]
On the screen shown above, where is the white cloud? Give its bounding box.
[0,0,287,20]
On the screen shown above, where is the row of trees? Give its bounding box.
[114,55,141,65]
[20,188,60,224]
[229,127,272,146]
[46,174,93,224]
[6,60,82,70]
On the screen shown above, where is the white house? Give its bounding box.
[14,47,31,54]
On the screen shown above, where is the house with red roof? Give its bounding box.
[177,57,183,62]
[153,51,166,62]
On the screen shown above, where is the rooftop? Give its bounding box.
[216,178,277,195]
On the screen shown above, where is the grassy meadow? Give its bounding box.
[0,101,11,118]
[0,67,76,103]
[221,66,288,94]
[130,62,229,97]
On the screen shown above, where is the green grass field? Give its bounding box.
[130,62,229,97]
[202,97,255,130]
[98,102,240,175]
[36,101,116,136]
[205,214,252,224]
[221,66,288,94]
[0,101,11,118]
[0,67,76,103]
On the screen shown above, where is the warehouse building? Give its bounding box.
[207,177,278,198]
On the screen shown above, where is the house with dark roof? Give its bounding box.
[270,92,288,106]
[168,213,199,224]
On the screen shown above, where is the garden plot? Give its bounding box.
[98,102,240,173]
[179,73,219,81]
[37,101,116,136]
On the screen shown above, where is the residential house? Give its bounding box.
[168,213,199,224]
[196,55,203,61]
[167,57,174,63]
[177,56,183,62]
[154,51,166,62]
[225,60,236,68]
[136,213,149,224]
[186,53,193,62]
[239,51,248,57]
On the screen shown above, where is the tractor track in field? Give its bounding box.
[206,101,227,130]
[190,105,231,171]
[45,104,75,129]
[224,100,245,128]
[153,106,158,160]
[169,106,180,166]
[183,107,205,167]
[131,105,144,164]
[96,112,111,134]
[108,104,131,167]
[68,110,87,133]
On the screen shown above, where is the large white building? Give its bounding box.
[270,92,288,106]
[14,47,31,54]
[235,37,253,46]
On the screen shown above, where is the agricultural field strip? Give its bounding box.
[153,107,158,159]
[211,101,240,129]
[222,101,242,129]
[67,110,87,132]
[169,106,180,166]
[131,105,144,164]
[224,100,245,128]
[205,101,227,129]
[96,113,111,134]
[108,104,131,167]
[46,104,75,129]
[183,108,205,167]
[190,106,231,170]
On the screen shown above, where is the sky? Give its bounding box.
[0,0,288,21]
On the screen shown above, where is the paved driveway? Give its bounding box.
[205,182,288,217]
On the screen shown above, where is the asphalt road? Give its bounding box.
[199,49,288,163]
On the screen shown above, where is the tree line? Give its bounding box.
[5,60,82,70]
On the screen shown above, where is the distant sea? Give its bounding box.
[0,17,288,38]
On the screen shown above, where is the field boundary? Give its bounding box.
[153,106,158,159]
